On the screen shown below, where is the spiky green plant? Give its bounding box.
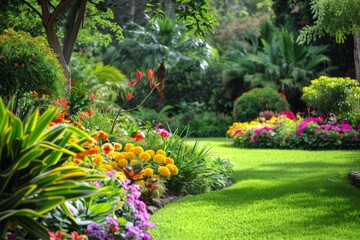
[0,98,106,239]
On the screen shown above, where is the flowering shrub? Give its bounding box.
[44,177,155,240]
[228,114,360,149]
[67,131,179,204]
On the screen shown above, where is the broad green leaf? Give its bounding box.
[12,216,49,239]
[27,107,58,146]
[89,202,112,215]
[24,109,39,135]
[3,149,43,176]
[0,184,37,211]
[20,196,64,214]
[0,98,7,134]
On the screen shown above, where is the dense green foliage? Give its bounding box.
[302,76,360,119]
[222,21,334,112]
[233,88,290,122]
[0,29,65,101]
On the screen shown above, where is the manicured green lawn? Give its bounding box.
[150,138,360,240]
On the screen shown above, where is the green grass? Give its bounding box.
[149,138,360,240]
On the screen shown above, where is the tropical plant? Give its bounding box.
[69,55,129,114]
[104,16,216,109]
[233,87,290,122]
[0,98,105,239]
[222,20,335,112]
[302,76,360,120]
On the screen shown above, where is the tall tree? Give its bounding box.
[297,0,360,80]
[1,0,217,86]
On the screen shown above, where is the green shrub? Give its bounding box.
[0,29,66,100]
[233,88,290,122]
[302,76,360,119]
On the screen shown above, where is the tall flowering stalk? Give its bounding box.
[110,69,160,134]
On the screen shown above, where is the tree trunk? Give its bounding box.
[354,34,360,81]
[156,62,166,110]
[63,0,87,64]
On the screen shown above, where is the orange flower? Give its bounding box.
[113,142,122,151]
[86,145,100,155]
[102,143,114,156]
[33,91,39,97]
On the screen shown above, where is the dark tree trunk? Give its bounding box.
[156,61,166,110]
[354,34,360,81]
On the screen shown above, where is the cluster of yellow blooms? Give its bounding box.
[227,116,300,137]
[68,132,179,183]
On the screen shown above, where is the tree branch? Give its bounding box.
[49,0,74,25]
[20,0,42,18]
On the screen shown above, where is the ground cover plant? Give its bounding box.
[150,138,360,240]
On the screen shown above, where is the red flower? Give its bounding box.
[87,107,94,117]
[71,231,87,240]
[79,111,87,120]
[136,69,144,82]
[33,91,39,97]
[129,79,135,88]
[127,92,134,100]
[89,93,97,103]
[49,231,62,240]
[133,134,145,141]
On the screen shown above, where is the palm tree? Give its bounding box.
[103,16,214,110]
[222,20,336,112]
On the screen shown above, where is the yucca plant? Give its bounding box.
[0,98,106,239]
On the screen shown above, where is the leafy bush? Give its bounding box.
[302,76,360,121]
[233,88,290,122]
[0,29,66,101]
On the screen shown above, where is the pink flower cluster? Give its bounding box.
[296,118,322,136]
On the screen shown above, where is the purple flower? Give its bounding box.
[107,170,117,177]
[106,216,119,227]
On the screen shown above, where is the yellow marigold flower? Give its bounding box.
[139,152,151,161]
[114,171,127,181]
[141,168,153,177]
[130,159,138,166]
[156,149,166,157]
[132,146,144,155]
[98,166,107,172]
[113,142,122,151]
[158,166,171,178]
[166,164,179,175]
[103,164,113,171]
[93,154,103,165]
[117,158,128,168]
[145,149,155,158]
[124,143,135,152]
[124,151,136,160]
[110,161,118,169]
[102,143,115,156]
[165,157,174,165]
[153,154,165,164]
[114,152,125,161]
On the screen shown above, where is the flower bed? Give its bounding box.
[227,113,360,150]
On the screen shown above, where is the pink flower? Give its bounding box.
[87,107,94,117]
[157,128,172,138]
[79,111,87,121]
